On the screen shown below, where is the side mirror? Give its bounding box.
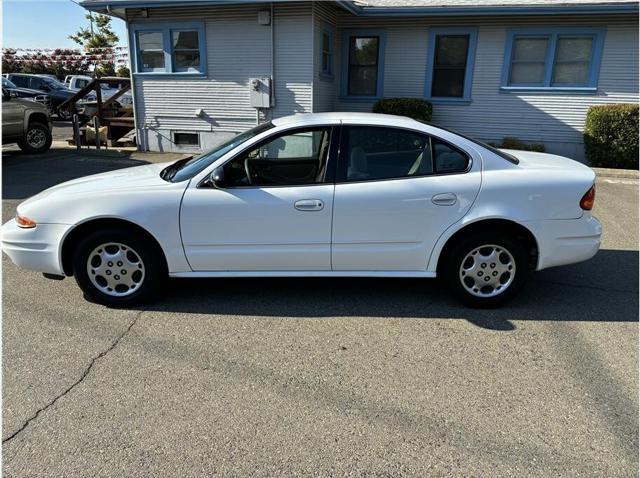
[209,166,226,188]
[2,88,10,100]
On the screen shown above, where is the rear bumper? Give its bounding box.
[525,215,602,271]
[1,219,70,275]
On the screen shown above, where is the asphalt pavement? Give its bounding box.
[2,146,638,477]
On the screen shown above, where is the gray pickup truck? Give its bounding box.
[2,88,53,153]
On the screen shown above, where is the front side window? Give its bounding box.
[425,27,477,101]
[132,22,206,75]
[137,31,166,72]
[503,28,605,89]
[339,126,470,182]
[223,127,332,187]
[10,76,28,88]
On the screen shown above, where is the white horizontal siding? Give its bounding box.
[128,3,312,151]
[312,2,338,112]
[334,14,638,158]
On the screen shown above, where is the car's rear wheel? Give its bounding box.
[72,228,166,307]
[442,232,529,308]
[18,122,52,154]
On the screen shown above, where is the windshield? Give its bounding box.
[2,78,16,89]
[167,122,275,182]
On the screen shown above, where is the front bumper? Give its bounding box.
[1,219,71,275]
[525,214,602,271]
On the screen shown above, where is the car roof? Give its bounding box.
[271,112,424,129]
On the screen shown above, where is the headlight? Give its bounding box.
[16,214,37,228]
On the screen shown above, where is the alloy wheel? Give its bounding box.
[459,244,516,298]
[86,242,145,297]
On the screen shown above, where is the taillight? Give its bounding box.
[16,214,37,228]
[580,184,596,211]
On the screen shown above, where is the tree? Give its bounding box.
[116,65,130,78]
[69,13,119,50]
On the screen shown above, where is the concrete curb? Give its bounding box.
[592,167,639,179]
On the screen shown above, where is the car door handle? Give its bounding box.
[294,199,324,211]
[432,193,457,206]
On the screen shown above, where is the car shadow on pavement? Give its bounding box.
[1,148,152,200]
[146,249,638,331]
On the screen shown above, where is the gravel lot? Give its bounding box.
[2,147,638,477]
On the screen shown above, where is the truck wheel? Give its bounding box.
[18,122,52,154]
[56,107,72,121]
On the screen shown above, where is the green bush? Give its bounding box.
[584,104,639,169]
[372,98,433,122]
[489,137,546,152]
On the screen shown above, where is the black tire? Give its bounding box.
[72,228,167,307]
[441,232,529,308]
[56,107,72,121]
[17,122,52,154]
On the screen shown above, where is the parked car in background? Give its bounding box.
[2,77,52,112]
[2,87,52,153]
[65,75,133,108]
[5,74,88,120]
[1,113,601,308]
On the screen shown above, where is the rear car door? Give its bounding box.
[180,125,338,271]
[331,124,482,271]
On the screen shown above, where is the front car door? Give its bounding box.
[180,123,339,271]
[331,123,482,271]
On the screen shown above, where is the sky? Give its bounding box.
[3,0,128,49]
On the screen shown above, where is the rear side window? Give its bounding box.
[338,126,469,182]
[432,137,470,173]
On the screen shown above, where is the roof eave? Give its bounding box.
[337,0,639,16]
[80,0,640,16]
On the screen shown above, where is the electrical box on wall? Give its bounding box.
[250,77,272,108]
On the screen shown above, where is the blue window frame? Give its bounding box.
[501,27,605,92]
[340,29,386,100]
[320,25,334,78]
[424,27,478,104]
[130,22,207,76]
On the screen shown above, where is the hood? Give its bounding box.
[17,161,183,222]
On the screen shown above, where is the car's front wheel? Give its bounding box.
[72,228,166,307]
[18,122,52,154]
[442,233,529,308]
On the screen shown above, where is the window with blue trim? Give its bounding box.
[341,30,386,99]
[425,27,477,102]
[321,28,334,77]
[502,28,605,90]
[131,22,206,75]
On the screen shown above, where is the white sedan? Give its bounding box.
[2,112,601,307]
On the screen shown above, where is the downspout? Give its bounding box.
[270,2,275,113]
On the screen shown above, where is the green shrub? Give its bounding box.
[372,98,433,122]
[489,137,546,152]
[584,104,639,169]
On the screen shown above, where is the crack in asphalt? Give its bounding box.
[2,309,144,445]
